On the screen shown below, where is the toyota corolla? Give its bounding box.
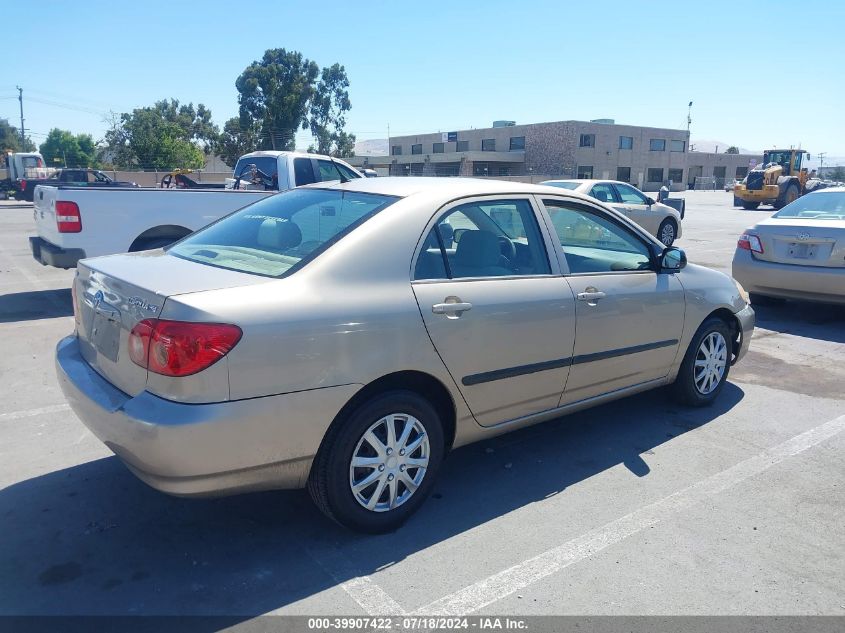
[57,178,754,532]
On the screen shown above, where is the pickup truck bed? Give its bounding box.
[31,186,271,268]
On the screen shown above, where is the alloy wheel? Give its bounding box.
[349,413,430,512]
[694,332,728,395]
[660,222,676,246]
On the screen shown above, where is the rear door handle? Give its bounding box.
[432,301,473,314]
[576,291,606,302]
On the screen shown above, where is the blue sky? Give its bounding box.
[3,0,843,162]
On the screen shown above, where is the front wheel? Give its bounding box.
[742,201,760,210]
[308,390,445,533]
[670,317,733,407]
[658,218,677,247]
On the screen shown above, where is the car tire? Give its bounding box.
[307,390,445,533]
[658,218,677,247]
[670,317,733,407]
[733,196,742,207]
[741,201,760,210]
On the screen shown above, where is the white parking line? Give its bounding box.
[0,403,71,423]
[414,413,845,615]
[305,544,407,615]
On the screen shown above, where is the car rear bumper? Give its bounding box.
[29,236,85,269]
[56,335,361,496]
[732,249,845,305]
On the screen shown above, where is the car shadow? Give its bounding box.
[752,300,845,344]
[0,383,743,619]
[0,289,72,323]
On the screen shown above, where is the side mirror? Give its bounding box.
[661,246,687,271]
[646,196,656,206]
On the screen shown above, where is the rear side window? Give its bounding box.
[414,199,550,280]
[170,188,398,278]
[317,160,360,182]
[294,158,317,185]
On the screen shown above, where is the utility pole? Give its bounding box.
[686,101,693,137]
[818,152,826,175]
[16,86,25,147]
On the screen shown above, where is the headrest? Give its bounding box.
[438,222,455,245]
[257,219,302,250]
[455,230,501,267]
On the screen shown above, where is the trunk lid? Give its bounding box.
[750,219,845,268]
[75,250,267,396]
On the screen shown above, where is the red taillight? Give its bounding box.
[737,233,764,254]
[56,201,82,233]
[128,319,242,377]
[20,179,26,191]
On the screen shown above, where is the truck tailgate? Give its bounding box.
[33,185,62,246]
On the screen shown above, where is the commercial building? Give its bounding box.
[349,119,761,191]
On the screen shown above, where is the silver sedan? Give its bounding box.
[541,179,683,246]
[732,187,845,305]
[57,178,753,532]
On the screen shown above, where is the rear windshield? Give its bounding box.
[544,181,580,190]
[169,188,399,277]
[773,191,845,220]
[232,156,279,188]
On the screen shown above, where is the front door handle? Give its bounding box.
[576,289,606,303]
[432,297,473,317]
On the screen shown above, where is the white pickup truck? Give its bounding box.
[29,151,361,268]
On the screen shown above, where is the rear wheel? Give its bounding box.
[308,390,445,533]
[658,218,677,246]
[670,317,732,407]
[741,201,760,210]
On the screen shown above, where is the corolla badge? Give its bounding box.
[795,232,811,241]
[128,296,160,313]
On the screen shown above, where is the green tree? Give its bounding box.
[101,100,216,169]
[1,118,36,152]
[39,128,99,167]
[235,48,320,150]
[308,63,355,157]
[725,146,739,154]
[215,117,261,167]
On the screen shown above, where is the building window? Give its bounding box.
[668,168,683,183]
[391,145,402,156]
[411,143,422,155]
[670,140,686,152]
[473,162,492,177]
[647,168,664,182]
[509,136,525,151]
[456,140,469,152]
[649,139,666,151]
[619,136,633,150]
[713,166,727,179]
[577,165,593,179]
[482,139,495,151]
[616,166,631,182]
[579,134,595,148]
[735,166,748,178]
[433,142,444,154]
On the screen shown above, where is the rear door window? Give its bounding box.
[589,183,620,204]
[294,158,317,186]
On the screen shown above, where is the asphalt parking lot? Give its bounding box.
[0,191,843,619]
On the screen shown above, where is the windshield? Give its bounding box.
[543,181,580,190]
[773,190,845,220]
[169,188,399,277]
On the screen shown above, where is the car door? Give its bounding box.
[539,196,685,404]
[613,182,659,234]
[411,196,577,427]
